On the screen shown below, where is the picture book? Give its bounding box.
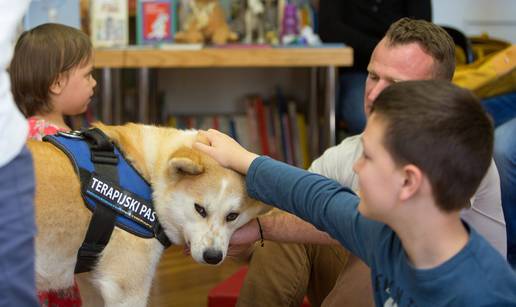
[137,0,177,45]
[90,0,129,48]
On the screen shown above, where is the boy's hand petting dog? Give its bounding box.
[194,129,259,175]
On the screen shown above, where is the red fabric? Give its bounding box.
[37,280,82,307]
[208,266,311,307]
[27,117,63,141]
[28,117,82,307]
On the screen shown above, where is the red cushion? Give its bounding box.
[208,266,310,307]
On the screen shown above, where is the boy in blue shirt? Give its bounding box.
[194,80,516,306]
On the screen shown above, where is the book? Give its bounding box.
[137,0,177,45]
[296,112,309,169]
[90,0,129,48]
[245,97,260,154]
[24,0,81,30]
[254,97,270,156]
[288,101,302,167]
[233,114,251,150]
[270,99,284,162]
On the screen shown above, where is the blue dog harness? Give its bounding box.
[44,128,171,273]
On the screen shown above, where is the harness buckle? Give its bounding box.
[91,150,119,165]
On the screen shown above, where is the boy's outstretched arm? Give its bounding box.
[193,129,258,175]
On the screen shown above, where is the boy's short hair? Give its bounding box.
[385,18,456,81]
[371,80,493,212]
[10,23,92,117]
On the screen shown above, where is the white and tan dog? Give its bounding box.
[28,122,270,306]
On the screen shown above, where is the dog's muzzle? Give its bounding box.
[203,248,223,264]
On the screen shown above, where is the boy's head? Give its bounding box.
[10,23,92,117]
[364,18,455,117]
[356,80,493,216]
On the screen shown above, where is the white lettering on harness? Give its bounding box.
[89,177,156,223]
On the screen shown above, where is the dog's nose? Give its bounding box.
[203,249,223,264]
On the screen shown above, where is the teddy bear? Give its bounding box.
[175,0,238,45]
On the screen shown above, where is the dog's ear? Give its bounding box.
[168,147,205,180]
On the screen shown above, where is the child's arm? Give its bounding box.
[194,129,382,263]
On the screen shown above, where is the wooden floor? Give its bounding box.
[148,246,245,307]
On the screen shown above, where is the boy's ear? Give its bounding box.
[399,164,423,201]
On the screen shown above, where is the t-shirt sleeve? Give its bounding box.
[308,135,361,189]
[247,156,383,264]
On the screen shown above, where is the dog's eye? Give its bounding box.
[226,212,239,222]
[195,204,207,218]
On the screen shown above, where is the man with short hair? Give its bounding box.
[229,18,505,306]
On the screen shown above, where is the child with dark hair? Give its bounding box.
[10,22,97,307]
[194,80,516,305]
[10,22,96,140]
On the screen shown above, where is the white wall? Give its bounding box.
[433,0,516,42]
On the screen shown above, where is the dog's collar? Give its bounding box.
[44,128,172,272]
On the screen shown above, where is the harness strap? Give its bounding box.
[155,224,172,248]
[75,128,119,274]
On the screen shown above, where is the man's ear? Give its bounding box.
[49,75,65,95]
[168,146,204,181]
[399,164,423,201]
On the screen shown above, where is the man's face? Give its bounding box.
[364,38,436,117]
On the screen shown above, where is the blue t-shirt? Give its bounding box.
[247,156,516,306]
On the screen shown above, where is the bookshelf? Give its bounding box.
[93,46,353,159]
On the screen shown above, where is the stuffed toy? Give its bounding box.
[175,0,238,45]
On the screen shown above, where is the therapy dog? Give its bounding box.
[28,122,270,306]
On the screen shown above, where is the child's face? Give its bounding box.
[353,114,405,221]
[54,57,96,116]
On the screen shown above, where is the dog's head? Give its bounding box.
[153,145,270,265]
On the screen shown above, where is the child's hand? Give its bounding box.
[193,129,259,175]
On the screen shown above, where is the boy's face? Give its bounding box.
[353,114,404,220]
[364,38,435,118]
[54,56,97,116]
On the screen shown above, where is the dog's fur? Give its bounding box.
[28,122,270,306]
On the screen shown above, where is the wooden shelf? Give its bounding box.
[94,49,126,68]
[93,46,353,154]
[94,47,353,68]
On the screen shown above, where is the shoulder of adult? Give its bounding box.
[308,134,363,187]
